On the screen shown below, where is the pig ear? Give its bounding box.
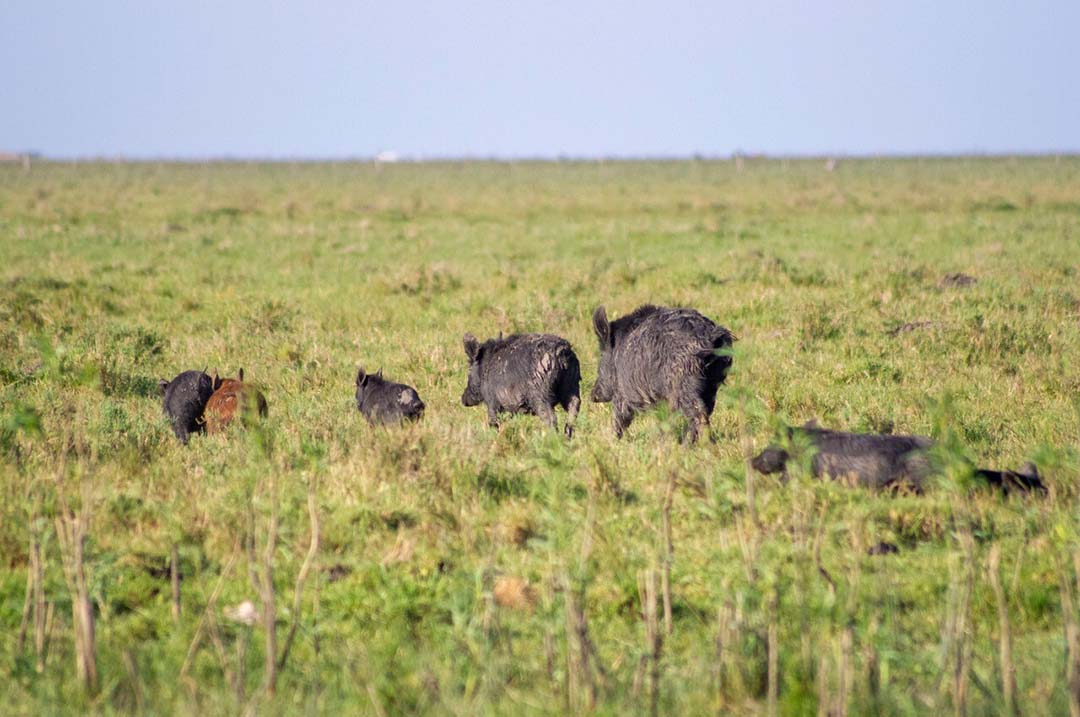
[356,367,368,387]
[802,418,820,429]
[212,371,223,391]
[158,378,169,396]
[592,306,611,344]
[463,333,480,361]
[238,368,245,382]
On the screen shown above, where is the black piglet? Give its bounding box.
[355,367,425,425]
[159,369,215,443]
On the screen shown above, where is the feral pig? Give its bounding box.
[750,424,933,491]
[203,368,269,435]
[973,462,1045,495]
[355,367,425,425]
[591,305,734,443]
[158,369,215,443]
[461,332,581,437]
[751,422,1046,495]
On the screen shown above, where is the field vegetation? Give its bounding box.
[2,157,1080,715]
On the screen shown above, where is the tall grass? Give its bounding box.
[1,157,1080,714]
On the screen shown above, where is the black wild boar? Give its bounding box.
[751,422,1046,495]
[591,305,734,443]
[355,367,425,425]
[751,424,933,491]
[973,463,1046,496]
[158,369,215,443]
[461,332,581,437]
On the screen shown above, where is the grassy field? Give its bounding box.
[2,157,1080,715]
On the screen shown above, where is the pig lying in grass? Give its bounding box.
[751,422,1045,495]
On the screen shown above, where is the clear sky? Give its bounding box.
[3,1,1078,158]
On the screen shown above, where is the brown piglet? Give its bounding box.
[204,368,269,434]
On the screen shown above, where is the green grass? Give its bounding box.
[2,157,1080,715]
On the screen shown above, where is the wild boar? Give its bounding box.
[750,423,933,491]
[973,463,1045,496]
[355,367,425,425]
[751,422,1046,495]
[867,542,900,555]
[461,332,581,437]
[203,368,268,435]
[158,369,215,443]
[591,305,734,443]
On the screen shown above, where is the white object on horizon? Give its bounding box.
[375,150,400,163]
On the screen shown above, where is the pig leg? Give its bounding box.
[612,400,635,439]
[563,394,580,439]
[684,415,707,444]
[486,404,500,429]
[532,399,559,432]
[677,393,710,444]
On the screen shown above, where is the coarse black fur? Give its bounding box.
[750,424,933,491]
[973,463,1046,496]
[867,542,900,556]
[158,369,215,444]
[461,332,581,437]
[751,422,1046,495]
[591,304,734,443]
[355,367,425,425]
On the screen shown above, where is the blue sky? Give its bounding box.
[3,1,1078,158]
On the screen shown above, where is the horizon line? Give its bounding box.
[4,150,1080,164]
